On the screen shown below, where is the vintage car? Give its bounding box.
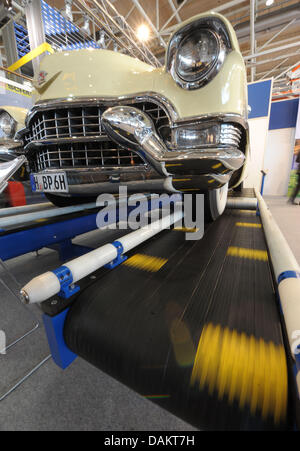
[0,106,28,159]
[0,106,28,192]
[1,11,249,220]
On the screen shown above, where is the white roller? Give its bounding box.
[20,210,184,304]
[67,244,117,283]
[0,194,149,228]
[22,272,61,305]
[255,188,300,387]
[255,189,300,279]
[0,202,98,228]
[0,202,53,218]
[278,279,300,356]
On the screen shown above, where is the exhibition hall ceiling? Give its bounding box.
[1,0,300,97]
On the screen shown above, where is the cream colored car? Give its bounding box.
[4,11,249,219]
[0,106,28,159]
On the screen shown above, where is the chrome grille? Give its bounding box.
[30,142,145,172]
[24,101,170,171]
[24,102,170,145]
[219,124,242,147]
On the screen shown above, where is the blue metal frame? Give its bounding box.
[0,211,100,261]
[7,196,168,370]
[43,309,77,369]
[104,241,128,269]
[52,266,80,299]
[0,197,157,262]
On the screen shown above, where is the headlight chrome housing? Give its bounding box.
[166,17,232,90]
[0,112,16,139]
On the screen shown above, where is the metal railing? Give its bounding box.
[73,0,161,67]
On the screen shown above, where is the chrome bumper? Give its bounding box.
[102,105,245,180]
[0,147,19,162]
[0,155,27,193]
[35,167,232,196]
[26,104,246,195]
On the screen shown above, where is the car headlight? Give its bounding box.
[0,112,16,139]
[175,29,220,83]
[166,17,232,90]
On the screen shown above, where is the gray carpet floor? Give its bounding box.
[0,228,196,431]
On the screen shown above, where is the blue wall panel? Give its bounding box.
[247,80,272,119]
[269,98,299,130]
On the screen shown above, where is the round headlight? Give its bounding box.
[175,29,220,83]
[0,112,16,139]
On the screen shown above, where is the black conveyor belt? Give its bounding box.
[64,209,290,430]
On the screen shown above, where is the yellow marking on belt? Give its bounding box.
[191,323,287,424]
[173,227,199,233]
[238,210,256,214]
[227,246,268,261]
[212,163,222,169]
[123,253,168,272]
[8,42,54,72]
[181,188,201,191]
[236,222,262,228]
[173,178,191,182]
[165,163,182,167]
[144,395,171,399]
[208,179,215,184]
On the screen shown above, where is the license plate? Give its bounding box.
[31,172,69,193]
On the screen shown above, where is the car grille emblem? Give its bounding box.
[38,71,48,86]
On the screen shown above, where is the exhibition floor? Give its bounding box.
[265,196,300,262]
[0,195,298,431]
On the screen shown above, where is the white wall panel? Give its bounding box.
[263,128,296,196]
[243,117,270,190]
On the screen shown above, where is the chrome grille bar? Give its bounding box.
[31,144,146,172]
[24,103,169,145]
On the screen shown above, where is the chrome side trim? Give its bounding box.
[33,165,149,175]
[0,147,19,162]
[173,113,248,129]
[0,139,24,150]
[0,156,27,193]
[25,136,120,148]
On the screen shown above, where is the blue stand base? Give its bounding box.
[48,238,93,261]
[104,241,127,269]
[43,309,77,370]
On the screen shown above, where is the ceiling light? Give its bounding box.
[81,15,91,36]
[4,0,12,11]
[266,0,274,6]
[62,0,73,22]
[137,24,150,42]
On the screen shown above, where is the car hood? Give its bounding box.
[34,46,246,121]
